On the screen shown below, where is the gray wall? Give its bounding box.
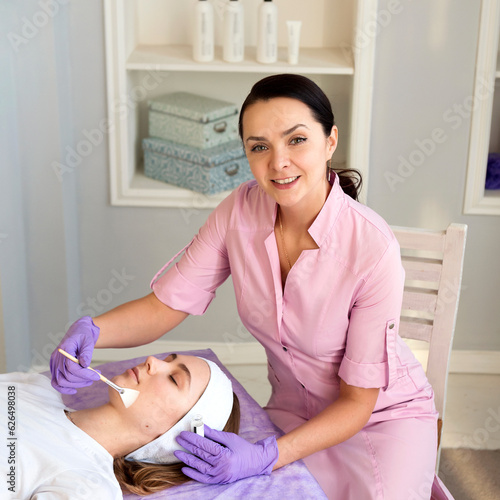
[1,0,498,372]
[369,0,500,351]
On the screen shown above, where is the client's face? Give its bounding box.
[111,353,210,438]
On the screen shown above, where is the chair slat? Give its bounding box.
[401,256,442,283]
[393,226,446,253]
[402,288,438,315]
[399,318,433,342]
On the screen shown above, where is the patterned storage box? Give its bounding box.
[143,137,253,195]
[148,92,239,149]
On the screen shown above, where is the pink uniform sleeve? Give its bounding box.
[151,189,237,315]
[338,238,405,390]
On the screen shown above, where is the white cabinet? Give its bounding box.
[464,0,500,215]
[104,0,378,207]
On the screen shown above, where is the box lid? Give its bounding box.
[148,92,239,123]
[143,137,246,168]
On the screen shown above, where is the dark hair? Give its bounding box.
[238,74,362,201]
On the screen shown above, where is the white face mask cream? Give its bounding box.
[286,21,302,65]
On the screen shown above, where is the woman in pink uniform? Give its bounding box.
[50,74,453,499]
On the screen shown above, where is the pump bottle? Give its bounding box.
[257,0,277,64]
[223,0,245,63]
[192,0,214,62]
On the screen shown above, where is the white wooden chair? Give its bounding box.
[391,223,467,468]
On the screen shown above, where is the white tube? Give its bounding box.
[286,21,302,65]
[192,0,214,63]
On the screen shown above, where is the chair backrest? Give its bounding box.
[391,223,467,454]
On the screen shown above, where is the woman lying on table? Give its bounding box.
[1,353,240,498]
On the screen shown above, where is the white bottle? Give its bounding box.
[192,0,214,63]
[223,0,245,63]
[191,414,205,437]
[257,0,277,64]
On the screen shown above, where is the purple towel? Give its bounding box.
[486,153,500,189]
[48,349,327,499]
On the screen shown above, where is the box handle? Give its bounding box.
[213,121,227,133]
[225,164,239,176]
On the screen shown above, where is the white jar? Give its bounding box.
[223,0,245,63]
[192,0,214,63]
[257,0,277,64]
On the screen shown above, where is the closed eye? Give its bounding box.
[170,375,178,386]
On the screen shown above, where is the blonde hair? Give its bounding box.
[114,393,240,496]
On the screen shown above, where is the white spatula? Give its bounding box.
[58,348,140,408]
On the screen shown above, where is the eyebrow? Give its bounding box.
[178,363,191,387]
[245,123,309,143]
[166,353,191,387]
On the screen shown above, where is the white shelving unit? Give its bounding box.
[463,0,500,215]
[104,0,378,208]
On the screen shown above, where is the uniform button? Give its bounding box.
[389,323,395,329]
[283,346,287,352]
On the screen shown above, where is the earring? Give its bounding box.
[326,159,332,183]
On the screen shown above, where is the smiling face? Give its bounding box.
[242,97,338,213]
[110,354,210,440]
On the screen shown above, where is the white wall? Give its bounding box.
[0,0,498,372]
[1,0,70,371]
[369,0,500,351]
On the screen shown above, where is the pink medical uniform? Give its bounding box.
[151,176,454,500]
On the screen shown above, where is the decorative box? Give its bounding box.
[148,92,239,149]
[143,137,253,195]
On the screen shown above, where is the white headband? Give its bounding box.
[125,357,233,464]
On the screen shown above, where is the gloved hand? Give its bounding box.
[50,316,101,394]
[174,425,279,484]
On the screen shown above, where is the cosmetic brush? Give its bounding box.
[58,349,140,408]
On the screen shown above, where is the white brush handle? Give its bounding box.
[58,348,124,394]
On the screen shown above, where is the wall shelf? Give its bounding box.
[104,0,378,208]
[463,0,500,215]
[127,45,354,75]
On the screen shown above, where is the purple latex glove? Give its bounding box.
[174,425,279,484]
[50,316,101,394]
